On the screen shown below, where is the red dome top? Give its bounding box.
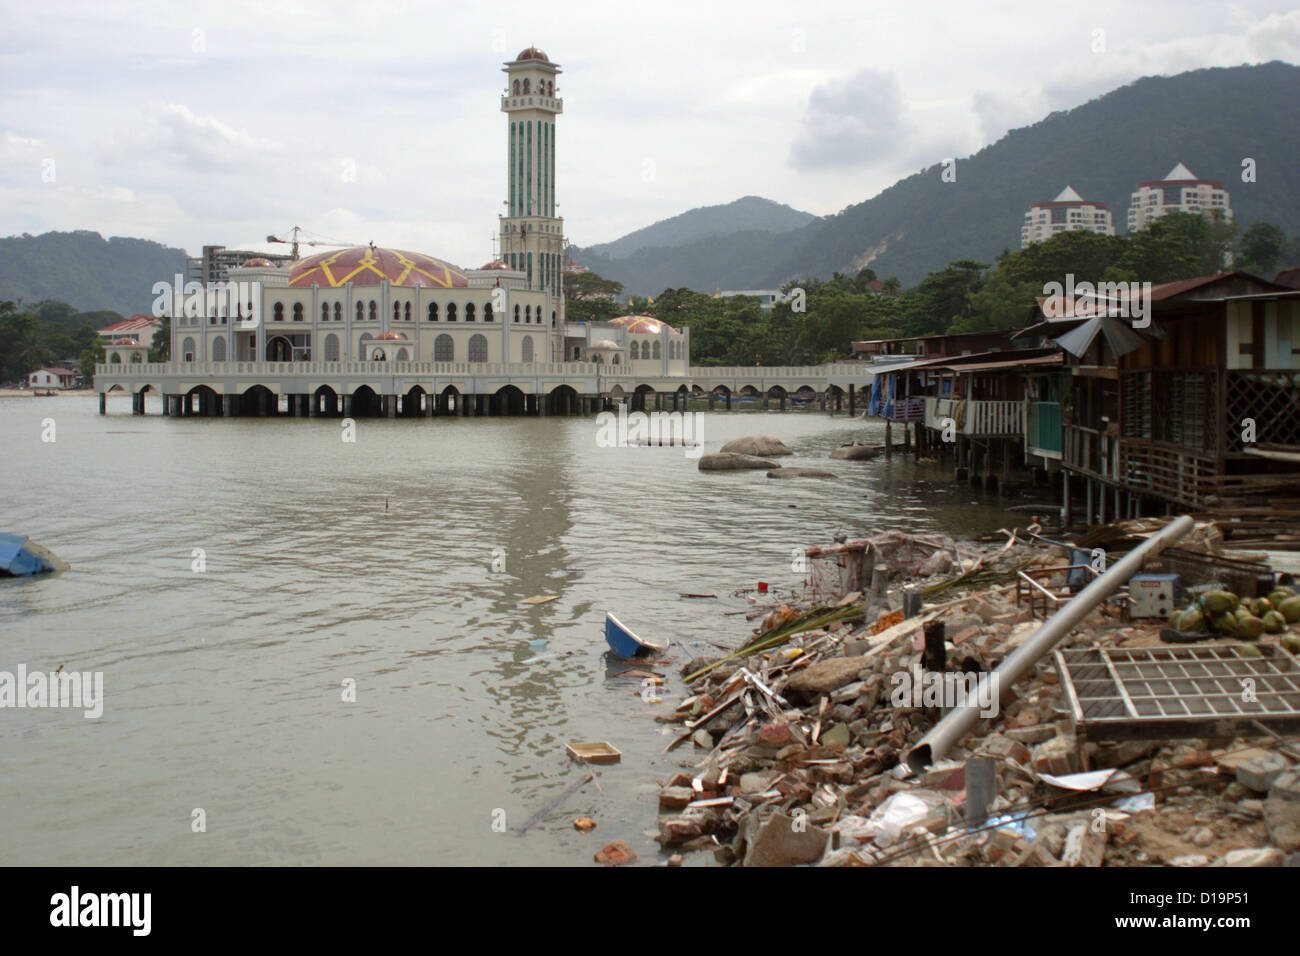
[242,257,275,268]
[479,259,512,271]
[289,246,468,289]
[376,331,408,341]
[516,46,549,61]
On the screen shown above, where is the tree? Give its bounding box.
[151,315,170,362]
[1238,222,1289,277]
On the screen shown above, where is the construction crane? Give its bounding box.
[266,226,359,260]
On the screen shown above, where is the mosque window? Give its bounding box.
[404,302,411,322]
[183,337,196,361]
[525,305,532,323]
[273,303,284,322]
[521,336,533,363]
[110,353,122,364]
[428,302,438,322]
[573,346,581,360]
[324,334,339,362]
[212,338,226,361]
[466,303,476,322]
[653,341,662,359]
[396,347,409,362]
[484,303,494,322]
[447,303,458,322]
[334,302,342,322]
[321,304,329,322]
[393,302,400,322]
[468,333,488,363]
[612,354,620,365]
[513,304,520,323]
[130,351,143,363]
[630,341,639,360]
[512,79,520,95]
[356,302,364,321]
[435,334,453,361]
[368,301,377,321]
[293,303,304,322]
[523,78,530,94]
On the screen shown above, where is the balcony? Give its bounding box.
[924,397,1023,436]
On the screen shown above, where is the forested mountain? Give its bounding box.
[0,230,188,316]
[571,61,1300,294]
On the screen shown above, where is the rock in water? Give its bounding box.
[767,468,835,479]
[829,444,879,461]
[698,453,780,471]
[720,435,793,457]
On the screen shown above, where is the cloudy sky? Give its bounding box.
[2,1,1298,265]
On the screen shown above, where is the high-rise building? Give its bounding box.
[1127,163,1233,232]
[1020,186,1115,248]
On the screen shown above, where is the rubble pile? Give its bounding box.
[647,527,1300,867]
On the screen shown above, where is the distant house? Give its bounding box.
[99,314,161,346]
[29,367,78,389]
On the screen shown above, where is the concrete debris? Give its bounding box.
[640,520,1300,866]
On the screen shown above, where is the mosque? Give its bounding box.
[96,49,869,417]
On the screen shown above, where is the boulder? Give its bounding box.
[720,435,793,457]
[766,468,836,479]
[742,811,828,867]
[698,453,780,471]
[786,656,869,697]
[829,444,879,461]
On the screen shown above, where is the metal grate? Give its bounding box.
[1054,644,1300,741]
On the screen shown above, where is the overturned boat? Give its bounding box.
[604,612,666,658]
[0,534,70,576]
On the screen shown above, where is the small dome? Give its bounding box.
[609,314,677,335]
[516,46,549,61]
[479,259,512,271]
[376,331,408,341]
[119,338,138,345]
[589,339,620,350]
[242,257,274,268]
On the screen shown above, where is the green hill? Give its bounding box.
[0,230,188,316]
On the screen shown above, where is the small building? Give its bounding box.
[99,315,162,346]
[1021,185,1115,248]
[1127,163,1233,233]
[28,367,78,389]
[1034,272,1300,530]
[713,289,787,312]
[104,338,149,365]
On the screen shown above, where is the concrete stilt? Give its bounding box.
[99,392,107,415]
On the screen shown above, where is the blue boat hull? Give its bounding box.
[0,533,66,576]
[605,613,664,658]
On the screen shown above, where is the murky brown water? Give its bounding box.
[0,395,1022,865]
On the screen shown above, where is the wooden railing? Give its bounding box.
[924,397,1022,435]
